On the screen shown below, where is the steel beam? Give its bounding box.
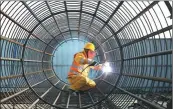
[78,1,83,39]
[96,86,120,109]
[105,25,172,53]
[164,1,172,19]
[122,73,172,83]
[1,75,55,103]
[88,92,95,107]
[1,9,122,50]
[117,1,159,33]
[64,1,73,39]
[0,57,51,63]
[0,57,21,61]
[47,29,100,49]
[0,36,53,56]
[124,50,172,60]
[99,1,159,45]
[45,1,66,42]
[21,1,60,43]
[102,80,165,109]
[116,87,165,109]
[28,81,59,109]
[66,92,71,108]
[0,69,52,80]
[85,1,101,41]
[102,79,115,87]
[78,93,82,108]
[0,10,55,49]
[122,25,172,47]
[95,1,124,38]
[51,84,66,109]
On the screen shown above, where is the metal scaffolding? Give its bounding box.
[0,1,172,109]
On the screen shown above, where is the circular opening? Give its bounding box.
[52,39,102,84]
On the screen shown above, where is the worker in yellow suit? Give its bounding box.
[67,42,102,92]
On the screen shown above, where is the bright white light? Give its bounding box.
[102,62,112,73]
[104,62,110,66]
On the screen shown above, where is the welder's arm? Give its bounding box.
[74,54,93,65]
[91,64,102,70]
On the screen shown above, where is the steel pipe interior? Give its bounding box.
[0,1,172,109]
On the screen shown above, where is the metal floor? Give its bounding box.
[0,1,172,109]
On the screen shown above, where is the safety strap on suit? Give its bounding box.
[68,52,94,76]
[68,52,89,76]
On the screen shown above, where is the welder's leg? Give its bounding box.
[68,75,96,91]
[68,74,87,90]
[79,78,96,91]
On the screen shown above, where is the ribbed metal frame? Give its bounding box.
[0,1,172,109]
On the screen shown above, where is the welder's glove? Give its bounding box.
[93,64,102,70]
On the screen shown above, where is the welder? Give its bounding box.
[67,42,102,93]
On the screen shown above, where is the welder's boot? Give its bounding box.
[68,89,78,96]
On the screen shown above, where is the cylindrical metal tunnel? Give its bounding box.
[0,1,172,109]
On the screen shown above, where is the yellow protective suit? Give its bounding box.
[68,51,96,91]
